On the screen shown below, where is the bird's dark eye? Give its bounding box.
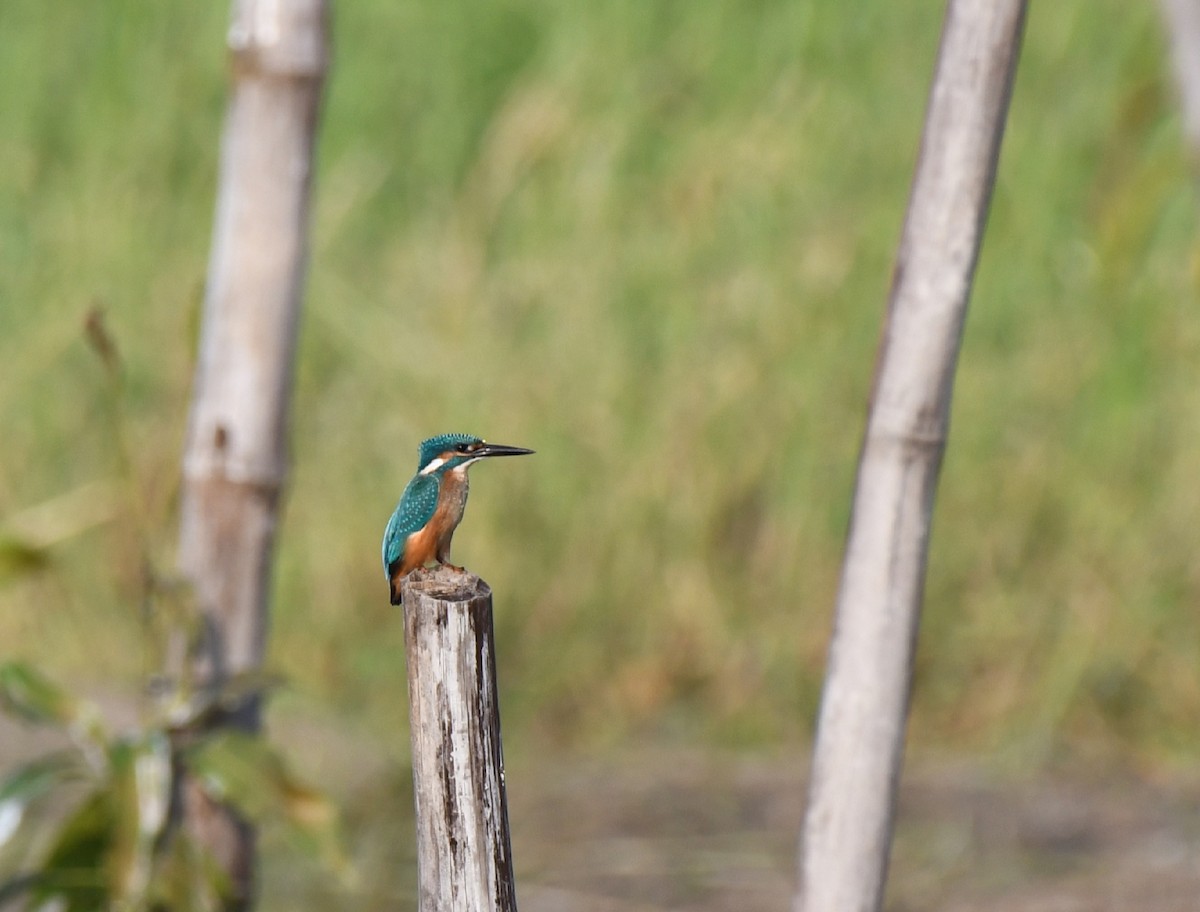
[456,443,474,453]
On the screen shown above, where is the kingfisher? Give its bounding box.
[382,433,534,604]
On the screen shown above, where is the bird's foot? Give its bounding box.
[437,561,466,573]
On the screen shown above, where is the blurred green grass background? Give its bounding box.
[1,0,1198,782]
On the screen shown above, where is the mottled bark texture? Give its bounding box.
[402,568,519,912]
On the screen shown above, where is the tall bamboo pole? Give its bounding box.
[1159,0,1200,164]
[176,1,328,906]
[795,3,1026,911]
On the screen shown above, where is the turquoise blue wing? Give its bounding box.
[382,474,439,576]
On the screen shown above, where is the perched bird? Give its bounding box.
[382,433,534,604]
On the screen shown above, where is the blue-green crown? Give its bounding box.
[417,433,483,471]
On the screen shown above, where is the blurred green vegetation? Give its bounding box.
[1,0,1197,793]
[0,660,347,909]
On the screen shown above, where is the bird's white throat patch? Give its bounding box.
[419,456,481,476]
[419,457,446,475]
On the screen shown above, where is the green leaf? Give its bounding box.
[30,790,113,911]
[0,662,81,727]
[0,752,83,852]
[186,731,321,824]
[0,663,106,760]
[186,732,350,876]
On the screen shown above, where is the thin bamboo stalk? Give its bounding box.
[796,3,1027,911]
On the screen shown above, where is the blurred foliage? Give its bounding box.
[0,292,347,907]
[0,661,347,911]
[0,0,1197,797]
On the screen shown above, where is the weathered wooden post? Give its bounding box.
[401,566,518,912]
[795,2,1026,911]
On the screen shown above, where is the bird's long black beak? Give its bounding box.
[477,442,535,458]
